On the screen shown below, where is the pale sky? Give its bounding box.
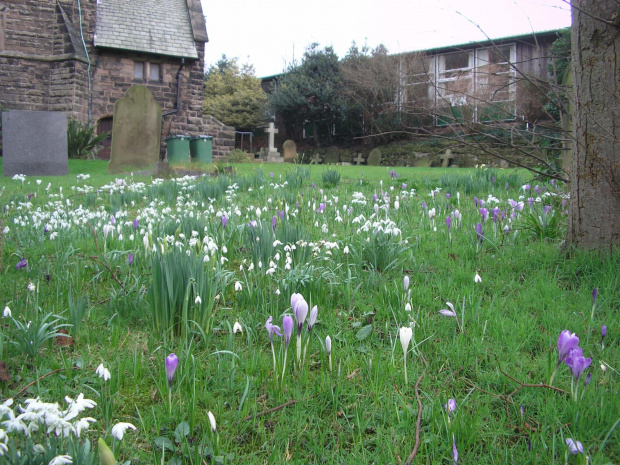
[199,0,571,78]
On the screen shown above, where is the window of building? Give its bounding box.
[133,61,162,83]
[489,45,511,64]
[0,7,6,51]
[149,63,161,82]
[133,61,145,80]
[443,51,470,71]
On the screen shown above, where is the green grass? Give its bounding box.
[0,160,617,464]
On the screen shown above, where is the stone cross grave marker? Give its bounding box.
[2,111,68,176]
[265,122,278,153]
[440,149,454,168]
[353,153,365,165]
[311,153,322,164]
[108,85,162,173]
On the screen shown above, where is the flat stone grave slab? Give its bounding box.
[2,111,68,176]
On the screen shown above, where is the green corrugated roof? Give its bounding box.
[94,0,199,59]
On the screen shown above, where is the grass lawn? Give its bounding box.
[0,160,617,464]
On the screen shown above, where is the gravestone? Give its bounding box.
[413,156,432,167]
[264,122,283,163]
[108,85,162,173]
[283,140,297,162]
[310,153,322,164]
[353,153,365,165]
[367,148,382,166]
[440,149,454,168]
[324,146,340,164]
[2,111,68,176]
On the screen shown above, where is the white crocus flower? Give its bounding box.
[110,422,137,441]
[208,411,216,432]
[400,326,413,385]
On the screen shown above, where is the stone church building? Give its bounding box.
[0,0,234,159]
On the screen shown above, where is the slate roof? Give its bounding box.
[94,0,201,59]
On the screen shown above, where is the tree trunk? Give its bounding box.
[569,0,620,250]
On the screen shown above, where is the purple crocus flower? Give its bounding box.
[565,438,584,455]
[165,353,179,388]
[270,172,274,178]
[534,185,541,194]
[128,252,134,265]
[282,315,294,347]
[373,193,378,202]
[480,208,489,222]
[475,223,484,243]
[46,274,50,285]
[16,258,28,270]
[491,176,495,184]
[444,399,456,415]
[592,288,598,305]
[221,216,228,229]
[402,183,407,189]
[439,302,457,317]
[446,193,451,200]
[557,330,580,363]
[291,293,309,335]
[446,216,452,230]
[452,437,458,464]
[110,216,115,225]
[278,210,285,220]
[308,305,318,332]
[133,218,139,230]
[585,372,592,387]
[28,194,32,201]
[272,215,277,232]
[543,205,552,214]
[505,182,509,190]
[474,196,479,207]
[564,347,592,380]
[601,325,607,339]
[264,316,282,342]
[527,197,534,207]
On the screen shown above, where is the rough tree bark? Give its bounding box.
[569,0,620,250]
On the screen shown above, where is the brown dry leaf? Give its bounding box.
[346,368,360,380]
[56,329,74,346]
[0,361,9,383]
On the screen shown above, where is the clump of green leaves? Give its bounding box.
[67,119,108,159]
[322,168,341,188]
[9,312,70,358]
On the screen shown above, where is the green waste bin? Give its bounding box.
[190,135,213,164]
[165,135,190,163]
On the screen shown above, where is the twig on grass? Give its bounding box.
[404,350,428,465]
[494,356,569,402]
[79,254,127,294]
[242,398,304,422]
[14,367,79,398]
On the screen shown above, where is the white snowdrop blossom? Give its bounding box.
[27,282,36,292]
[195,296,202,305]
[2,306,11,318]
[110,422,137,441]
[234,281,243,292]
[474,273,482,283]
[48,455,73,465]
[233,322,243,333]
[95,364,111,381]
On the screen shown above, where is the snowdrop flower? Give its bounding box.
[73,416,96,437]
[95,364,111,381]
[27,282,36,292]
[234,281,243,292]
[49,456,73,465]
[195,295,202,305]
[2,306,10,318]
[405,303,412,312]
[110,422,137,441]
[474,273,482,283]
[233,322,243,334]
[343,245,349,254]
